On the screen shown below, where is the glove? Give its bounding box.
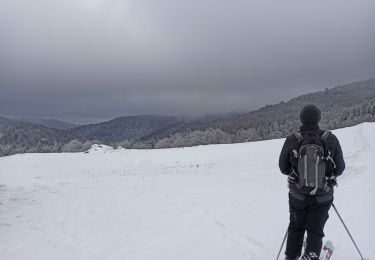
[288,171,299,184]
[327,176,338,187]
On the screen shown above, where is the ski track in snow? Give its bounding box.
[0,123,375,260]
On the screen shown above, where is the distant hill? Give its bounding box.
[0,117,74,156]
[140,78,375,147]
[219,78,375,131]
[1,78,375,155]
[68,115,183,143]
[138,114,232,141]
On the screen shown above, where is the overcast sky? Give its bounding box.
[1,0,375,123]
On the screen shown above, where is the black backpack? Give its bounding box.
[292,131,336,195]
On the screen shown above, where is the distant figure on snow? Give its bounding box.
[279,104,345,260]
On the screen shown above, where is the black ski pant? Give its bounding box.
[285,192,332,259]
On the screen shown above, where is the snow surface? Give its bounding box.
[1,123,374,260]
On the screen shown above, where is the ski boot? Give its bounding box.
[301,251,319,260]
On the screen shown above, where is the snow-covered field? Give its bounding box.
[1,123,374,260]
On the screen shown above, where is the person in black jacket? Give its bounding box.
[279,105,345,260]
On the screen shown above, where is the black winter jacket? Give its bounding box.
[279,124,345,198]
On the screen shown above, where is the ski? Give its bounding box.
[319,240,334,260]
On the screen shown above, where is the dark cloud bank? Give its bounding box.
[0,0,374,123]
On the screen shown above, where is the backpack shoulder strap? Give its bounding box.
[293,131,303,142]
[321,130,331,141]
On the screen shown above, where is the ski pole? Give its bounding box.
[275,228,288,260]
[332,203,365,260]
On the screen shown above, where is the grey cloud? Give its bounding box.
[0,0,375,123]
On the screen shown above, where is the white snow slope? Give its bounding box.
[1,123,374,260]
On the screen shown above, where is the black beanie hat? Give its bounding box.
[300,105,321,125]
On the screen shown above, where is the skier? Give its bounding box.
[279,105,345,260]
